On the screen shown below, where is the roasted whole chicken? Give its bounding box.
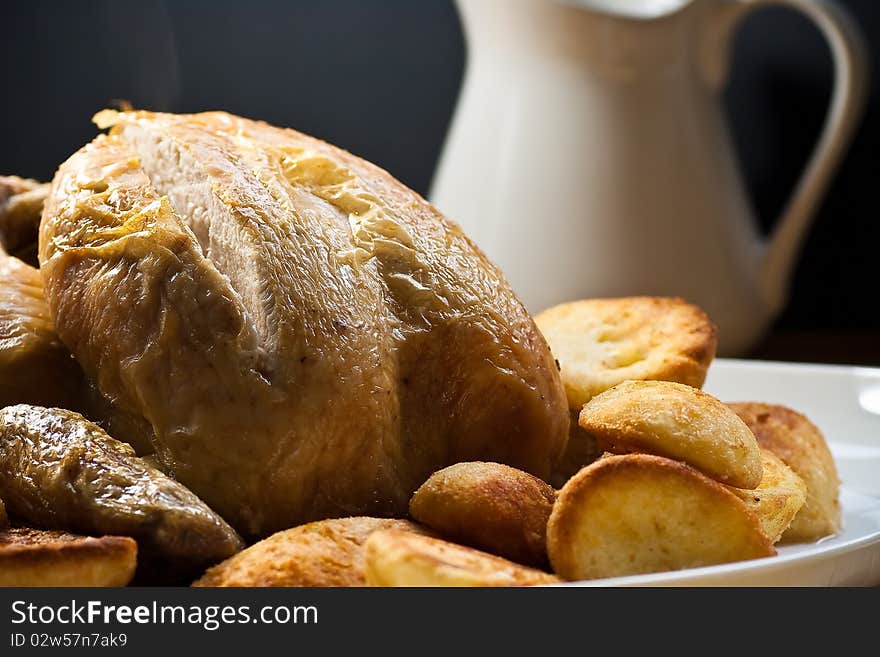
[32,110,568,537]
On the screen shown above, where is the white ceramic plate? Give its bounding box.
[565,358,880,587]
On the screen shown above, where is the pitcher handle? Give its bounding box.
[703,0,869,313]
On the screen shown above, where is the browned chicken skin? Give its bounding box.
[39,110,569,537]
[0,249,85,410]
[0,176,47,266]
[0,213,153,454]
[0,404,243,572]
[0,177,84,410]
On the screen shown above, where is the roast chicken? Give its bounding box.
[38,110,568,537]
[0,248,85,410]
[0,178,83,410]
[0,176,46,266]
[0,183,154,453]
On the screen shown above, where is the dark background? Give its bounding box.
[2,0,879,360]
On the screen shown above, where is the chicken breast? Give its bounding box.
[39,110,568,536]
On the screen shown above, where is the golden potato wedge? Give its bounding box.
[193,517,431,587]
[729,402,840,543]
[550,412,602,489]
[547,454,774,581]
[579,380,762,488]
[535,297,716,411]
[726,449,806,543]
[410,462,556,568]
[364,529,558,587]
[0,527,137,587]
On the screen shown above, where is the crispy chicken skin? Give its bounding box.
[39,110,568,536]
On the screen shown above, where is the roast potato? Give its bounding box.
[194,517,431,587]
[726,449,806,543]
[364,529,558,587]
[535,297,716,411]
[579,380,762,489]
[0,527,136,587]
[409,461,556,568]
[729,402,840,543]
[547,454,774,581]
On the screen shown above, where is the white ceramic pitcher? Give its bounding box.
[430,0,868,355]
